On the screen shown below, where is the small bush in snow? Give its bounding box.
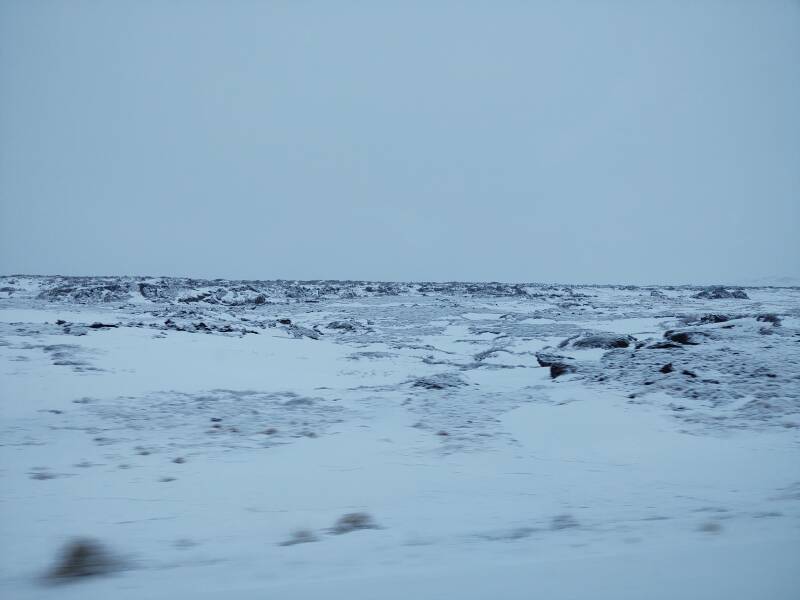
[46,538,121,582]
[330,512,379,534]
[697,521,722,534]
[279,529,319,546]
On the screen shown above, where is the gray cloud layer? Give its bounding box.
[1,1,798,284]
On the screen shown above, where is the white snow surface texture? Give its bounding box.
[1,276,799,599]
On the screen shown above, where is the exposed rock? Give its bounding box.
[698,314,730,324]
[536,352,577,379]
[756,313,781,326]
[38,282,131,304]
[693,287,749,300]
[327,320,359,332]
[63,326,89,336]
[138,282,167,300]
[536,352,570,368]
[160,318,256,336]
[287,325,321,340]
[559,332,636,350]
[412,373,468,390]
[177,291,213,303]
[665,330,709,345]
[549,363,577,378]
[647,341,684,350]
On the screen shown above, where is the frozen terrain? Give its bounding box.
[1,276,799,599]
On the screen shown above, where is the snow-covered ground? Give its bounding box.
[1,276,798,599]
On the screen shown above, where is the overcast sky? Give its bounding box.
[1,1,798,285]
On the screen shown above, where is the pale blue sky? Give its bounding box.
[1,1,798,284]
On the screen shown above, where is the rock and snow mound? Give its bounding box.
[558,332,637,350]
[692,286,749,300]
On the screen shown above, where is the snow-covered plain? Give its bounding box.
[1,276,798,599]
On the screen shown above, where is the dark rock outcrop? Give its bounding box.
[693,287,749,300]
[647,341,684,349]
[756,313,781,326]
[412,373,468,390]
[558,332,636,350]
[536,352,577,379]
[698,314,730,324]
[327,320,359,332]
[664,330,709,345]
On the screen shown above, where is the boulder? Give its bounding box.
[664,330,709,345]
[558,332,636,350]
[693,287,749,300]
[535,352,577,379]
[327,320,359,332]
[756,313,781,326]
